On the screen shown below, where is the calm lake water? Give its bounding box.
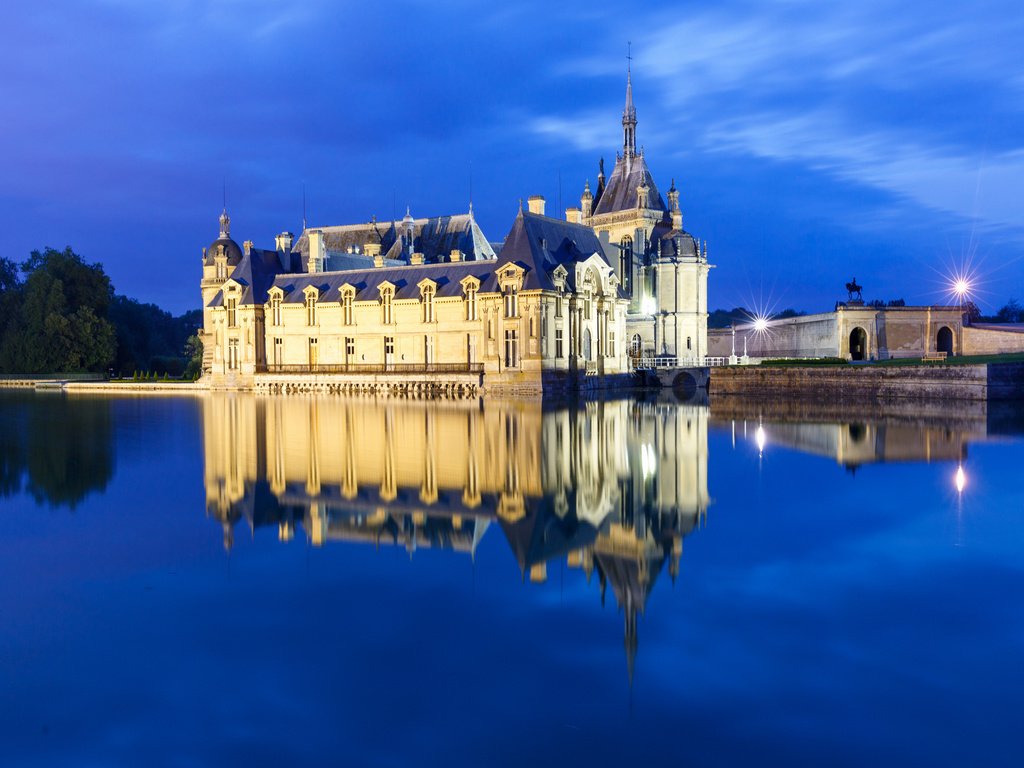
[1,390,1022,767]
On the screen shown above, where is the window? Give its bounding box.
[424,335,434,364]
[345,336,355,361]
[422,285,435,323]
[308,337,318,367]
[273,337,282,366]
[555,328,564,358]
[384,336,395,363]
[381,287,394,324]
[609,332,616,358]
[529,313,536,337]
[630,333,642,357]
[465,285,478,321]
[503,285,518,318]
[226,297,237,328]
[342,291,354,325]
[619,236,633,296]
[487,317,494,339]
[504,329,518,368]
[227,338,239,370]
[687,336,692,351]
[555,293,563,318]
[270,295,281,326]
[305,293,317,326]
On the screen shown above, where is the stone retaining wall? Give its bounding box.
[709,363,1024,402]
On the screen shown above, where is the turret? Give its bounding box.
[668,179,682,230]
[580,180,593,219]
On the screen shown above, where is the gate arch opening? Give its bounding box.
[849,327,868,361]
[936,326,954,355]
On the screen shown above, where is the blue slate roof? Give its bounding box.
[209,209,620,307]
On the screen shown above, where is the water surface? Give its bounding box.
[1,390,1022,767]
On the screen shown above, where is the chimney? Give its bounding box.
[410,252,425,265]
[364,241,382,258]
[307,229,324,273]
[449,249,463,262]
[275,231,294,253]
[243,240,253,256]
[527,195,546,216]
[373,254,384,268]
[565,207,581,224]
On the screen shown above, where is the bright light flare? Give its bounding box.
[753,316,769,333]
[955,465,966,494]
[953,278,970,299]
[641,297,657,316]
[755,425,766,454]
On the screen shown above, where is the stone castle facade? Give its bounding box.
[200,71,710,393]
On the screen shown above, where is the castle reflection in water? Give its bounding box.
[202,394,980,675]
[203,395,709,676]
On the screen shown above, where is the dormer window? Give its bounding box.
[305,290,318,326]
[226,296,238,328]
[419,282,436,323]
[380,285,394,324]
[270,293,282,326]
[461,276,480,321]
[342,287,355,325]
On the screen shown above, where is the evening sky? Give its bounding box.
[1,0,1021,315]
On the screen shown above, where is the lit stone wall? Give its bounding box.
[962,326,1024,355]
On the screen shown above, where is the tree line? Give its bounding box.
[0,247,202,376]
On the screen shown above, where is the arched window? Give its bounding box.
[381,287,394,324]
[270,294,281,326]
[629,333,642,357]
[342,289,354,325]
[422,284,435,323]
[305,293,317,326]
[465,284,478,321]
[619,236,633,296]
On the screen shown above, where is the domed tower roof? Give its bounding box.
[204,208,243,267]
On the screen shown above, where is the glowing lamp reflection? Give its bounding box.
[955,465,966,494]
[755,425,766,454]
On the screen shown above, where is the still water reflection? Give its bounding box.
[1,391,1022,766]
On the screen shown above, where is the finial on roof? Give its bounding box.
[219,207,230,239]
[518,197,524,214]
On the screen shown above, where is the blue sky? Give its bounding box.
[1,0,1021,315]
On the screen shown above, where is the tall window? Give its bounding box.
[555,328,564,358]
[342,291,354,325]
[384,336,395,363]
[308,337,318,367]
[273,337,282,366]
[381,287,394,324]
[422,285,435,323]
[609,332,616,358]
[503,285,518,318]
[345,336,355,362]
[619,236,633,296]
[465,285,478,321]
[305,294,317,326]
[227,338,239,370]
[271,295,281,326]
[555,293,563,318]
[226,297,237,328]
[504,329,518,368]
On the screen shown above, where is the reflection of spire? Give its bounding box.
[625,602,638,686]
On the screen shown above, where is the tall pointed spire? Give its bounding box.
[623,42,637,158]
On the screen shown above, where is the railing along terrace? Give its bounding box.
[632,356,728,369]
[261,363,485,375]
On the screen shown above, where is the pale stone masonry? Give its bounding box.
[199,70,709,392]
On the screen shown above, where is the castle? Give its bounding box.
[200,70,712,394]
